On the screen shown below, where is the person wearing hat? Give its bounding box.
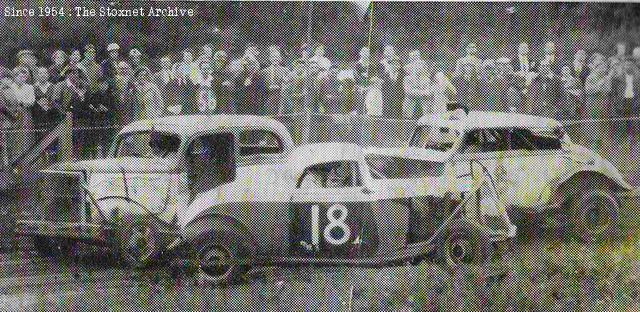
[233,56,267,115]
[380,53,405,119]
[132,66,164,120]
[6,66,35,157]
[261,48,289,115]
[210,50,233,114]
[527,59,563,117]
[101,43,121,91]
[129,48,146,74]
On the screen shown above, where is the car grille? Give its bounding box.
[28,171,87,223]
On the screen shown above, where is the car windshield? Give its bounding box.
[409,125,461,152]
[365,154,445,179]
[115,131,181,159]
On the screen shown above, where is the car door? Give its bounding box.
[452,128,514,204]
[288,160,377,259]
[185,132,236,200]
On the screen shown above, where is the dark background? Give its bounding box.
[1,1,640,70]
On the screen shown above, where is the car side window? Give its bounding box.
[460,129,509,153]
[510,128,562,151]
[297,161,361,189]
[238,130,284,157]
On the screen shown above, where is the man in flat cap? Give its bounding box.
[101,43,121,91]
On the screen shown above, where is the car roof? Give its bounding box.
[417,110,561,131]
[288,143,364,178]
[119,114,292,139]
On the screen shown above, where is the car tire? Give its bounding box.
[570,188,620,243]
[438,219,492,271]
[193,228,254,286]
[117,215,160,269]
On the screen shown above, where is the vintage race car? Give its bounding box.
[179,142,516,283]
[16,114,296,266]
[407,109,636,241]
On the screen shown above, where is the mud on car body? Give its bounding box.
[15,114,295,267]
[179,142,516,284]
[409,109,635,241]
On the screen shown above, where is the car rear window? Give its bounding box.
[365,155,445,179]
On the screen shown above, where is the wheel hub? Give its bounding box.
[449,239,471,264]
[201,246,232,278]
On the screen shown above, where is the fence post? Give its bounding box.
[59,112,73,162]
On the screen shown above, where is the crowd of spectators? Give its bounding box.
[1,40,640,159]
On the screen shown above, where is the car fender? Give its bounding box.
[537,158,633,211]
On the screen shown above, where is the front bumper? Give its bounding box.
[15,220,114,244]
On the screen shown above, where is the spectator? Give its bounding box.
[379,45,399,73]
[230,43,260,76]
[609,41,627,65]
[197,45,213,67]
[495,57,523,112]
[353,47,371,114]
[479,59,498,111]
[7,67,35,157]
[195,60,216,114]
[336,67,356,114]
[49,50,67,83]
[404,50,423,74]
[60,50,84,80]
[454,42,481,77]
[31,67,61,129]
[379,55,405,119]
[402,60,432,119]
[513,42,537,93]
[173,48,200,86]
[513,42,536,74]
[611,59,640,136]
[54,68,91,158]
[87,80,116,156]
[452,59,481,111]
[560,65,583,119]
[309,44,332,71]
[542,41,557,71]
[280,59,309,114]
[133,67,165,119]
[211,51,233,114]
[306,60,325,113]
[1,77,19,162]
[364,76,384,116]
[633,47,640,67]
[101,43,121,91]
[528,60,563,118]
[583,60,614,148]
[116,61,135,123]
[16,49,38,84]
[261,48,289,115]
[81,44,102,95]
[315,67,342,114]
[572,49,590,85]
[432,70,456,114]
[154,55,176,109]
[129,48,145,73]
[233,57,267,115]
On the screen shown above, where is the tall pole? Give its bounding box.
[302,1,314,144]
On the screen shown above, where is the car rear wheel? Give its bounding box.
[439,220,492,271]
[571,188,620,243]
[194,229,253,285]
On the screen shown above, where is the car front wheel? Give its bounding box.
[571,188,620,242]
[439,220,492,271]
